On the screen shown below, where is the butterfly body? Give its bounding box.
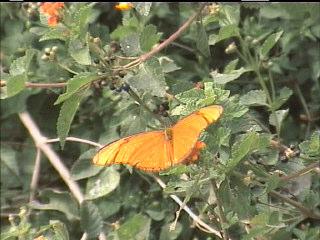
[93,105,223,172]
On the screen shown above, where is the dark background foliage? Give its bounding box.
[1,2,319,240]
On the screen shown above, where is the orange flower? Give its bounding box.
[187,141,207,162]
[40,2,64,26]
[114,2,133,11]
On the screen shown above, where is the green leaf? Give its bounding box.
[111,25,137,40]
[126,59,167,97]
[120,33,141,56]
[240,90,269,107]
[299,131,320,157]
[116,214,151,240]
[260,31,283,57]
[55,73,98,105]
[220,5,240,25]
[0,146,21,188]
[208,24,239,45]
[135,2,152,16]
[140,24,161,52]
[271,87,293,110]
[68,36,91,65]
[71,4,94,38]
[80,201,103,238]
[39,27,69,42]
[9,49,36,76]
[30,189,79,220]
[6,74,27,98]
[269,109,289,129]
[227,132,259,171]
[211,67,251,84]
[224,59,239,73]
[196,22,210,57]
[57,93,84,148]
[51,221,70,240]
[159,56,181,73]
[71,149,103,180]
[85,167,120,200]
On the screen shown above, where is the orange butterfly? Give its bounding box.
[92,105,223,172]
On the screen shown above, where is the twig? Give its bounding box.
[280,162,319,182]
[46,137,102,148]
[1,80,67,89]
[18,112,107,239]
[211,180,229,240]
[19,112,84,203]
[116,4,205,70]
[269,190,320,219]
[153,175,222,238]
[29,148,42,203]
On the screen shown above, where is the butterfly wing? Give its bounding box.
[171,105,223,163]
[93,131,173,171]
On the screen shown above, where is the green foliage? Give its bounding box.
[1,2,319,240]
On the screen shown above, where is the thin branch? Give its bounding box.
[46,137,102,148]
[153,175,222,238]
[1,80,67,89]
[139,5,205,63]
[280,162,319,182]
[269,190,320,220]
[18,112,107,239]
[211,180,229,240]
[116,4,205,70]
[19,112,84,203]
[29,148,42,203]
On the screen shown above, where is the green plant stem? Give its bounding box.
[268,70,276,101]
[127,86,167,127]
[280,162,319,182]
[269,190,320,220]
[238,35,280,137]
[211,180,230,240]
[294,82,311,137]
[57,62,79,75]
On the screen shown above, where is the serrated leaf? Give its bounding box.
[51,221,69,240]
[57,93,84,148]
[71,149,103,180]
[271,87,293,110]
[6,74,27,98]
[224,59,239,73]
[159,56,181,73]
[69,36,91,65]
[1,146,21,188]
[211,67,251,84]
[134,2,152,16]
[30,189,79,220]
[299,131,320,157]
[80,201,103,238]
[10,49,36,76]
[196,22,210,57]
[55,73,98,105]
[260,31,283,57]
[116,214,151,240]
[140,24,161,52]
[85,167,120,200]
[227,132,259,171]
[126,59,166,97]
[240,90,268,107]
[208,24,239,45]
[120,33,141,56]
[39,27,69,42]
[269,109,289,129]
[221,5,240,26]
[111,25,137,40]
[71,4,94,38]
